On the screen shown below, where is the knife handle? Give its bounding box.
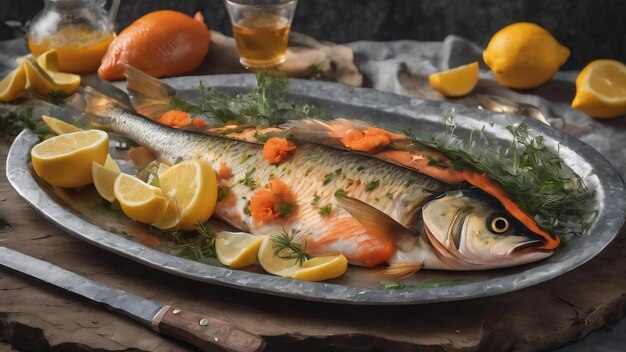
[153,305,265,352]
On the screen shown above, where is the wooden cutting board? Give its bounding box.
[1,148,625,352]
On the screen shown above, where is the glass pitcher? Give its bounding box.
[27,0,120,74]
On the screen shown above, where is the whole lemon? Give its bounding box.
[483,22,570,89]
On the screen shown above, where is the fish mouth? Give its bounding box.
[508,239,549,255]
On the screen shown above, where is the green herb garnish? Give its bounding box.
[311,194,321,205]
[275,202,296,215]
[239,168,257,190]
[271,231,307,266]
[318,204,332,216]
[365,180,380,192]
[167,222,217,261]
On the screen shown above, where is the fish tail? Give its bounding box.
[125,64,177,120]
[369,263,423,279]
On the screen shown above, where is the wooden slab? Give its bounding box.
[1,148,626,352]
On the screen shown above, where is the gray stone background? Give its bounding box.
[0,0,625,70]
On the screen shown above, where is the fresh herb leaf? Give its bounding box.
[323,172,336,186]
[311,194,321,205]
[270,231,307,266]
[173,156,184,165]
[334,189,347,198]
[239,168,257,190]
[365,180,380,192]
[167,222,217,261]
[243,200,251,216]
[275,202,295,215]
[318,204,332,216]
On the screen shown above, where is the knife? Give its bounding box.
[0,246,265,352]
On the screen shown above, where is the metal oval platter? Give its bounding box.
[6,74,626,304]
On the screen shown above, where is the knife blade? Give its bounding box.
[0,246,265,352]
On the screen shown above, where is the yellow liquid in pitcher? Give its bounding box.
[28,25,115,74]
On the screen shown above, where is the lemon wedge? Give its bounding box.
[104,155,122,173]
[48,71,81,95]
[572,59,626,119]
[291,255,348,282]
[152,198,182,230]
[428,62,479,97]
[42,115,82,134]
[36,49,60,72]
[216,231,264,269]
[23,57,58,96]
[114,173,168,224]
[257,235,302,277]
[92,161,120,202]
[159,159,217,230]
[157,163,171,174]
[31,130,109,188]
[23,57,80,96]
[0,64,27,102]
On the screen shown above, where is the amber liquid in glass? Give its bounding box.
[233,15,291,68]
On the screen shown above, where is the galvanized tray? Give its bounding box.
[6,74,626,304]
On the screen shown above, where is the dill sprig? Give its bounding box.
[166,222,217,262]
[167,71,330,127]
[0,105,50,141]
[271,231,307,266]
[425,115,596,239]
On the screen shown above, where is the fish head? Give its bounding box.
[421,189,553,270]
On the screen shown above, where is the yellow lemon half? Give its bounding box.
[571,59,626,119]
[42,115,121,171]
[31,130,109,188]
[290,254,348,282]
[0,64,27,102]
[483,22,570,89]
[92,161,120,202]
[113,173,168,224]
[257,235,302,277]
[428,62,479,97]
[216,231,264,269]
[158,159,217,230]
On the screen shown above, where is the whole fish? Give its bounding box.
[86,89,553,275]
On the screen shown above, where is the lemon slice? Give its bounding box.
[114,173,168,224]
[572,59,626,119]
[36,49,60,72]
[92,161,120,202]
[159,159,217,230]
[42,115,82,135]
[152,197,181,230]
[428,62,479,97]
[0,64,27,102]
[216,231,264,269]
[257,235,302,277]
[290,255,348,282]
[104,155,122,173]
[31,130,109,188]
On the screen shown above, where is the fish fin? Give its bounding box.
[84,86,133,126]
[369,263,423,279]
[335,193,417,251]
[124,65,177,120]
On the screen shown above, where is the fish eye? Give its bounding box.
[488,215,510,234]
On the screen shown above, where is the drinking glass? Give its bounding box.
[224,0,298,69]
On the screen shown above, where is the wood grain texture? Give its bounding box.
[1,148,626,352]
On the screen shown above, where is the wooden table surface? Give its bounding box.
[1,145,626,352]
